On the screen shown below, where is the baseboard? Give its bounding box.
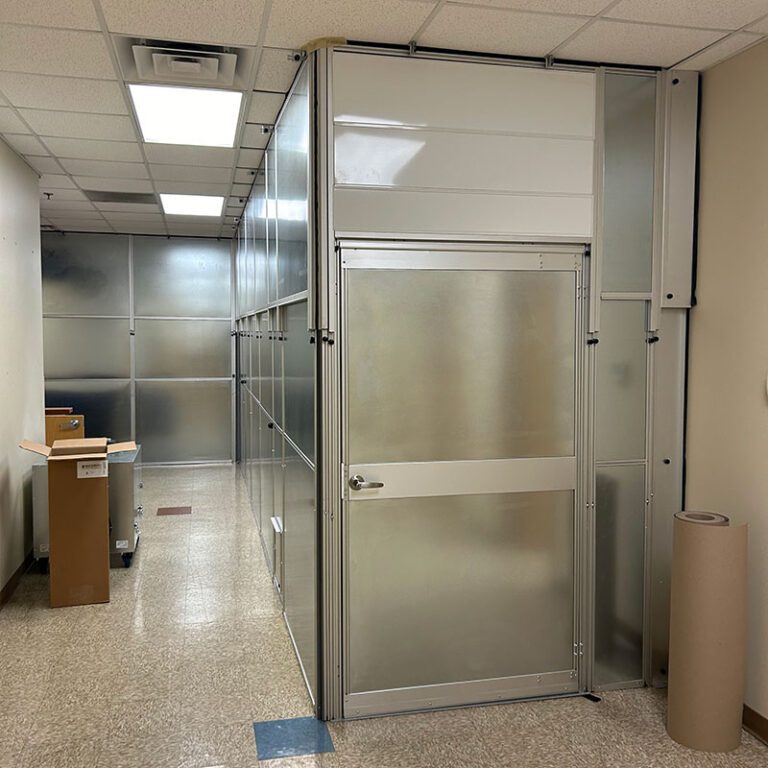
[0,551,33,611]
[744,705,768,745]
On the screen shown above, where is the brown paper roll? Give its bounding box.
[666,511,748,752]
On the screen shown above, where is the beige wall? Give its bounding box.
[687,39,768,718]
[0,139,44,592]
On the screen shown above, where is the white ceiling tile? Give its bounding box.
[255,47,301,92]
[0,72,128,114]
[2,133,48,155]
[60,159,148,178]
[246,91,286,124]
[456,0,611,12]
[144,143,235,168]
[165,214,222,223]
[113,224,168,234]
[747,17,768,33]
[606,0,768,31]
[0,25,115,79]
[54,222,115,232]
[74,176,155,193]
[237,148,264,169]
[25,155,64,174]
[40,188,87,201]
[167,225,224,237]
[43,137,142,162]
[0,107,30,133]
[155,180,231,195]
[40,199,97,210]
[675,31,764,69]
[420,5,586,56]
[21,110,137,141]
[231,183,251,196]
[39,174,76,189]
[150,164,232,183]
[41,208,104,219]
[47,217,107,227]
[99,211,164,221]
[241,124,270,149]
[555,19,723,66]
[93,201,162,213]
[99,0,267,46]
[266,0,435,48]
[234,168,257,184]
[228,196,247,207]
[0,1,100,30]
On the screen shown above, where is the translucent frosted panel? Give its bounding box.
[266,148,278,304]
[283,443,317,699]
[252,168,269,311]
[348,491,575,692]
[273,308,283,428]
[135,319,231,378]
[44,317,130,379]
[258,312,274,418]
[135,380,231,462]
[249,394,260,526]
[45,379,131,442]
[259,419,275,568]
[595,464,646,686]
[284,301,313,462]
[133,236,231,317]
[41,233,129,316]
[347,270,575,464]
[236,226,246,317]
[276,67,309,298]
[602,74,656,293]
[596,301,648,461]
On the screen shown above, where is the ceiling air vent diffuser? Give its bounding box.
[113,37,255,90]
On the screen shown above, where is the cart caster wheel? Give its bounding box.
[121,552,133,568]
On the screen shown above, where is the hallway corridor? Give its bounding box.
[1,466,765,768]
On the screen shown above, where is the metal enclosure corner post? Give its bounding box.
[650,71,669,334]
[315,46,344,720]
[588,68,605,334]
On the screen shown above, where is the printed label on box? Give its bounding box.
[115,539,129,549]
[77,459,108,479]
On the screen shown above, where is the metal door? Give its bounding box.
[341,243,585,717]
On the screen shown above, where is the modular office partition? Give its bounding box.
[234,49,699,719]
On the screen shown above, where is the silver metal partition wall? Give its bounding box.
[41,233,233,463]
[233,48,698,719]
[234,65,318,705]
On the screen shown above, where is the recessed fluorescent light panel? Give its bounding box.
[160,194,224,216]
[129,84,242,147]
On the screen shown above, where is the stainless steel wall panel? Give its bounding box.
[249,395,261,528]
[334,187,593,240]
[43,317,130,379]
[602,74,657,294]
[595,463,646,687]
[42,233,129,316]
[332,53,596,138]
[347,269,575,464]
[277,66,310,299]
[45,379,131,442]
[347,491,575,693]
[253,168,269,311]
[283,443,317,700]
[335,126,594,196]
[258,312,274,418]
[133,236,231,318]
[135,380,232,463]
[284,301,314,462]
[134,319,231,378]
[595,301,648,462]
[266,147,278,305]
[259,418,275,569]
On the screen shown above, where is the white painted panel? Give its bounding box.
[335,188,593,240]
[347,457,576,500]
[333,53,595,138]
[335,126,593,195]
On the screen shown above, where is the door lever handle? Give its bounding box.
[349,474,384,491]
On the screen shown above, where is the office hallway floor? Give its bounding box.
[0,465,766,768]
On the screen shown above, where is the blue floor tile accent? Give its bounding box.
[253,716,335,761]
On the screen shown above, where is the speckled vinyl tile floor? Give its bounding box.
[0,465,765,768]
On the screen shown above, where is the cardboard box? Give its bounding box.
[20,438,137,608]
[44,413,85,446]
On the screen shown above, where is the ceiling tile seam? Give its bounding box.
[0,20,106,34]
[545,0,624,60]
[15,106,135,119]
[90,0,169,237]
[412,1,448,45]
[34,134,143,144]
[0,87,115,232]
[586,16,743,34]
[439,1,595,23]
[671,31,766,69]
[0,70,119,83]
[219,0,274,238]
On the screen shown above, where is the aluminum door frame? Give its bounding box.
[339,241,590,717]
